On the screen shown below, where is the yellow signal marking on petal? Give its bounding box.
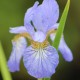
[12,32,32,41]
[46,29,57,39]
[12,29,57,49]
[20,32,32,39]
[31,40,49,49]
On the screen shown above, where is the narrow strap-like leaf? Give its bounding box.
[0,41,12,80]
[38,0,70,80]
[53,0,70,50]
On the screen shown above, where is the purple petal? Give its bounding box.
[32,31,46,42]
[24,1,39,26]
[50,34,73,62]
[23,45,59,78]
[24,1,39,36]
[59,36,73,62]
[7,37,27,72]
[32,0,59,32]
[48,23,59,31]
[24,24,35,38]
[10,26,27,34]
[10,26,34,37]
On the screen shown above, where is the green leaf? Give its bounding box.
[0,41,12,80]
[53,0,70,50]
[38,0,70,80]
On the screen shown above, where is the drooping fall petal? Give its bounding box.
[23,45,59,78]
[8,37,27,72]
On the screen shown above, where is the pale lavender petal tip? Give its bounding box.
[8,56,20,72]
[7,37,27,72]
[9,26,27,34]
[23,46,59,78]
[59,37,73,62]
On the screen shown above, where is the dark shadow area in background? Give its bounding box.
[0,74,2,80]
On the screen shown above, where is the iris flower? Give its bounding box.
[8,0,73,78]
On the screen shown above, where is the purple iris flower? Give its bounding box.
[8,0,73,78]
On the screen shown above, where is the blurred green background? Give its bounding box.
[0,0,80,80]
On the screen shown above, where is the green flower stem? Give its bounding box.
[0,41,12,80]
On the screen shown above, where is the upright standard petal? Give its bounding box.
[32,0,59,32]
[50,34,73,62]
[24,1,39,36]
[24,1,39,26]
[8,37,27,72]
[10,26,27,34]
[59,36,73,62]
[23,46,59,78]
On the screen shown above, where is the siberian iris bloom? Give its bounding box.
[8,0,73,78]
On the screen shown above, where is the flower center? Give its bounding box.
[31,40,49,49]
[32,31,46,42]
[12,29,57,49]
